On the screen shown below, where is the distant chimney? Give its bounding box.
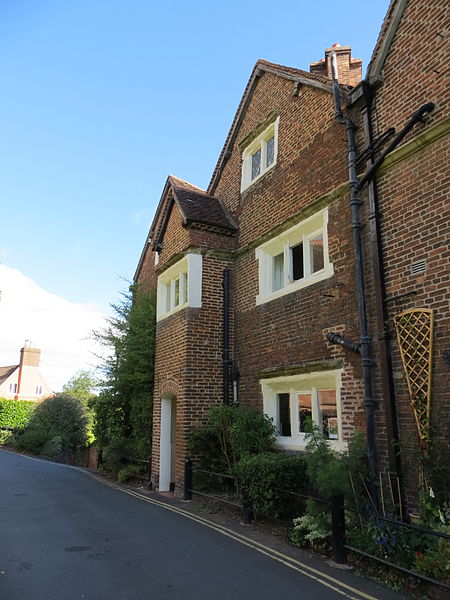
[20,345,41,367]
[310,43,362,87]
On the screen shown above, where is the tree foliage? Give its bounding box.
[62,370,97,408]
[91,285,156,459]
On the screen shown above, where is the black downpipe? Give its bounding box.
[360,93,404,510]
[222,269,230,405]
[330,56,378,506]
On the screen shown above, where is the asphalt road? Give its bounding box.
[0,449,407,600]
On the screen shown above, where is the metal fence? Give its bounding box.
[183,458,450,592]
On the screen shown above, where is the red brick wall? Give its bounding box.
[359,0,450,510]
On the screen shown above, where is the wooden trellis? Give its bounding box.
[394,308,434,451]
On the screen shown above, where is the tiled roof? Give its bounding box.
[170,176,237,233]
[0,365,18,384]
[207,58,341,195]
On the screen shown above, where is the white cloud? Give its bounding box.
[0,264,108,391]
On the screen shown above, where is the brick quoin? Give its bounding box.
[134,0,449,506]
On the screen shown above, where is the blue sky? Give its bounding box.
[0,0,390,387]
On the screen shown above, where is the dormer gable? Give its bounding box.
[134,175,237,281]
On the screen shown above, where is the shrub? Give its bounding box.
[0,429,15,445]
[291,506,332,550]
[0,398,36,429]
[16,393,88,460]
[188,405,276,473]
[117,464,142,484]
[102,438,134,474]
[233,452,309,518]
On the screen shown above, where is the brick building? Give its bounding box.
[135,0,449,506]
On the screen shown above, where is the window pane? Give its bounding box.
[272,252,284,291]
[277,393,291,436]
[309,233,324,273]
[174,277,180,306]
[266,135,275,167]
[318,389,338,439]
[251,148,261,179]
[297,393,313,433]
[165,282,171,312]
[181,272,188,304]
[291,243,304,281]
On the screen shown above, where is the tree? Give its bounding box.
[62,370,97,443]
[91,284,156,459]
[62,370,97,408]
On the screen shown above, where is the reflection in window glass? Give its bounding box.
[165,283,171,312]
[266,135,275,167]
[251,148,261,180]
[310,233,324,273]
[277,393,291,436]
[297,393,313,433]
[318,389,338,439]
[174,277,180,306]
[181,272,188,304]
[272,252,284,291]
[291,243,304,281]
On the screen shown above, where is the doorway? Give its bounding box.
[159,395,177,491]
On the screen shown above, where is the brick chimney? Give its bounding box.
[310,43,362,87]
[20,344,41,367]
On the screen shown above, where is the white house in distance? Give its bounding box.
[0,343,52,401]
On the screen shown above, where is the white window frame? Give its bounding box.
[9,383,17,393]
[241,117,279,192]
[256,208,333,305]
[156,253,202,321]
[261,369,344,451]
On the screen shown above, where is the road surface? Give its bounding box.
[0,449,407,600]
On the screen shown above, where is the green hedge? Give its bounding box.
[0,398,36,429]
[233,452,310,519]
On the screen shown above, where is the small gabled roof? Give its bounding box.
[207,59,345,195]
[366,0,408,81]
[0,365,18,385]
[134,175,237,281]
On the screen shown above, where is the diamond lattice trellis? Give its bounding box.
[394,308,434,450]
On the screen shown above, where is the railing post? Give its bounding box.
[184,458,193,501]
[331,494,347,564]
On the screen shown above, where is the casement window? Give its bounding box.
[156,254,202,321]
[9,383,17,393]
[256,208,333,304]
[241,117,279,192]
[261,370,343,450]
[36,385,43,395]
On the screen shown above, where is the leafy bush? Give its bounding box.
[233,452,309,518]
[0,429,15,445]
[102,438,134,474]
[291,504,332,550]
[304,427,369,504]
[0,398,36,429]
[16,393,88,460]
[413,539,450,583]
[188,405,276,473]
[117,464,142,484]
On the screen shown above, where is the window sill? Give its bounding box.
[274,437,346,451]
[156,302,188,323]
[256,264,334,306]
